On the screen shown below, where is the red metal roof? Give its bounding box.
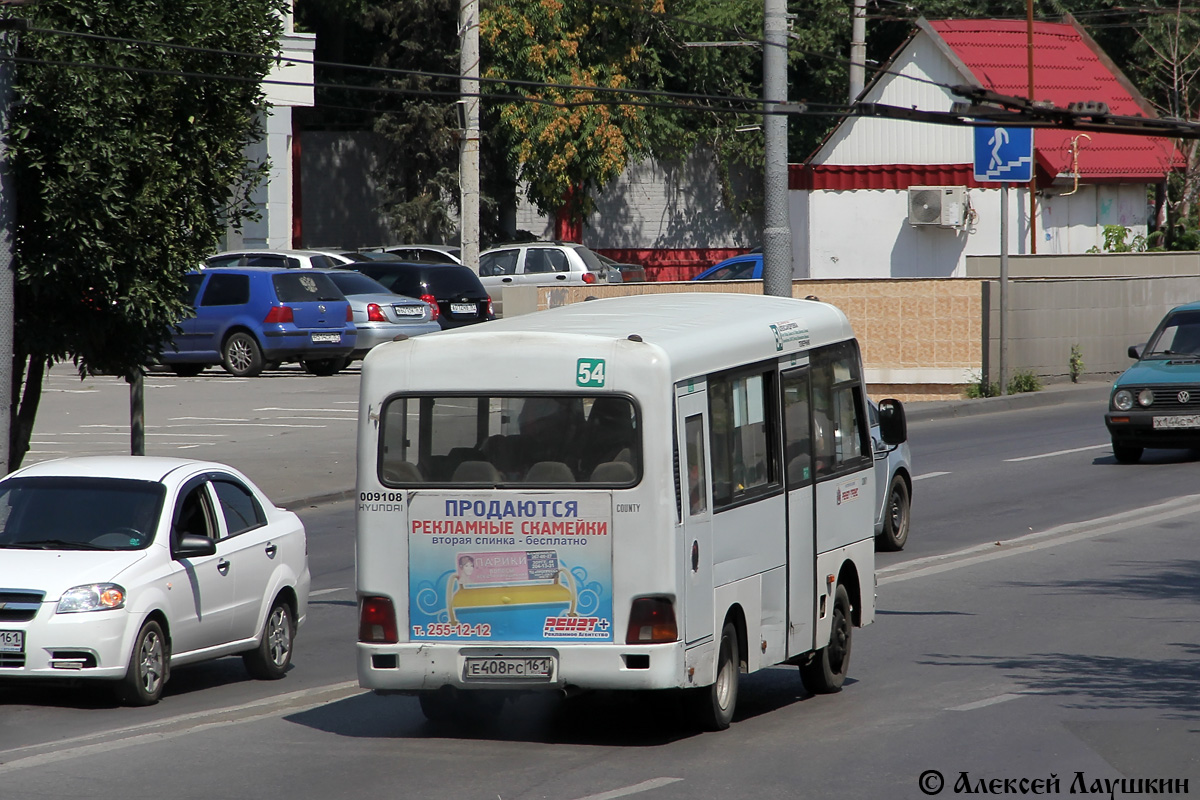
[929,19,1182,181]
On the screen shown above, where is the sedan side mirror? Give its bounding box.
[876,398,907,446]
[1128,344,1143,359]
[175,533,216,559]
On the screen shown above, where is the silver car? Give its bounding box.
[869,399,912,551]
[322,270,440,362]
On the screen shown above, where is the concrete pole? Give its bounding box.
[459,0,480,271]
[1000,182,1009,396]
[762,0,795,294]
[0,21,21,472]
[849,0,866,103]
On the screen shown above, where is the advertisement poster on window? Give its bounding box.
[407,493,613,643]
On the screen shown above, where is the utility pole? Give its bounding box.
[762,0,794,294]
[1026,0,1037,254]
[849,0,866,103]
[0,12,27,472]
[458,0,480,272]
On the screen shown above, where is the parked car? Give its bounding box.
[477,242,619,289]
[337,261,494,330]
[870,398,912,551]
[692,252,763,281]
[338,251,405,263]
[321,270,440,363]
[0,455,310,705]
[160,267,356,377]
[206,249,355,270]
[595,252,648,283]
[1105,302,1200,463]
[376,244,463,265]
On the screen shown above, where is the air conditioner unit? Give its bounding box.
[908,186,966,228]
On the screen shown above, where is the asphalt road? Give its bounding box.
[4,367,1199,798]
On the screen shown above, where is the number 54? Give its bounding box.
[576,358,606,387]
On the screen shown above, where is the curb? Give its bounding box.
[904,380,1111,422]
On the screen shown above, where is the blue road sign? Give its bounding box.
[973,127,1033,183]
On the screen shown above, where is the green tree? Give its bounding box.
[481,0,658,230]
[8,0,284,471]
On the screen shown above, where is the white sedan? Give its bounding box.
[0,456,310,705]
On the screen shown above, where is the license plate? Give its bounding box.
[463,656,555,682]
[450,303,477,315]
[394,305,425,317]
[1153,415,1200,429]
[0,630,23,653]
[311,332,341,344]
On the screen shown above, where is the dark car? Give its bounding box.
[160,267,356,377]
[338,261,494,330]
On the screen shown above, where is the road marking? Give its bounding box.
[254,407,357,413]
[1004,443,1110,462]
[310,587,349,597]
[913,471,950,481]
[572,778,684,800]
[948,693,1021,711]
[0,681,365,774]
[878,493,1200,585]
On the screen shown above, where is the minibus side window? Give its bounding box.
[781,368,813,487]
[684,414,708,516]
[709,369,779,509]
[810,343,871,479]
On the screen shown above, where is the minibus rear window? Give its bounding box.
[377,395,640,486]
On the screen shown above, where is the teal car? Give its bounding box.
[1105,302,1200,463]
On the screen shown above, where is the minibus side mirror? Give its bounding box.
[1128,344,1143,359]
[877,398,907,445]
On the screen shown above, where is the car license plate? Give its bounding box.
[0,630,23,653]
[463,656,555,682]
[450,303,476,315]
[394,305,425,317]
[311,332,341,344]
[1153,415,1200,429]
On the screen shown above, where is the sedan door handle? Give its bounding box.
[217,559,231,575]
[264,543,278,559]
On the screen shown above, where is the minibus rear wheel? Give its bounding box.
[800,584,852,695]
[691,621,739,731]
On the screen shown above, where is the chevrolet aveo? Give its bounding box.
[0,456,310,705]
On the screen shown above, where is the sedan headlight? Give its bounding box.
[56,583,126,614]
[1112,389,1134,411]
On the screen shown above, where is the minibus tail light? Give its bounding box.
[626,597,677,644]
[359,595,399,643]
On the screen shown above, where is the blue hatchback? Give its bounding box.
[692,253,763,281]
[1106,302,1200,462]
[161,267,357,377]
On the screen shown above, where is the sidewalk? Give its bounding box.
[902,378,1111,423]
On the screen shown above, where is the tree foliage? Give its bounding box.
[7,0,284,469]
[480,0,660,224]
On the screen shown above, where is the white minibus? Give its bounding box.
[354,293,907,729]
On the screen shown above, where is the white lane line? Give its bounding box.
[309,587,349,597]
[573,778,684,800]
[0,681,364,774]
[878,493,1200,585]
[1004,443,1111,463]
[913,471,950,481]
[254,407,357,413]
[948,693,1021,711]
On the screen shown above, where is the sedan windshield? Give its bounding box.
[379,395,639,486]
[0,477,165,551]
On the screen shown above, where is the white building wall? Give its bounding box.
[228,25,315,250]
[818,32,975,167]
[794,183,1150,278]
